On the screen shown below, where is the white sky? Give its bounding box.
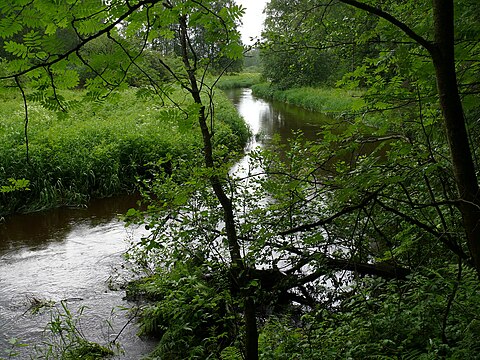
[236,0,268,45]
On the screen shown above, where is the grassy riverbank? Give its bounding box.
[0,88,249,216]
[251,82,364,115]
[216,72,261,89]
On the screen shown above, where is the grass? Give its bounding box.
[216,72,261,89]
[251,82,365,115]
[0,87,249,216]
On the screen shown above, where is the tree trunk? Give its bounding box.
[430,0,480,274]
[178,14,259,360]
[338,0,480,275]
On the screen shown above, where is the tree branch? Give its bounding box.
[279,190,379,235]
[0,0,161,80]
[336,0,434,53]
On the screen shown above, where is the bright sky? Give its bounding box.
[236,0,268,45]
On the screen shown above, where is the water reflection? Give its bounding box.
[224,88,332,146]
[226,88,332,177]
[0,88,339,358]
[0,194,141,253]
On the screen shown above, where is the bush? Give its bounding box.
[127,263,239,360]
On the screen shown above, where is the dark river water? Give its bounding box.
[0,88,330,358]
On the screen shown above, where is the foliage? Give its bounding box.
[261,47,339,89]
[257,266,480,360]
[243,49,262,72]
[0,0,254,357]
[1,0,479,358]
[260,0,376,89]
[128,61,477,356]
[127,263,238,360]
[0,178,30,193]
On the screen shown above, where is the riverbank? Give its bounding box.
[251,82,364,115]
[0,88,249,216]
[216,72,261,89]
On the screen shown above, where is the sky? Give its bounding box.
[235,0,268,45]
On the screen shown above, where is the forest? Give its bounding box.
[1,0,480,359]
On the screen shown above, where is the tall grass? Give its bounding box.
[0,88,249,215]
[251,83,364,115]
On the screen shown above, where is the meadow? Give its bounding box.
[0,87,249,216]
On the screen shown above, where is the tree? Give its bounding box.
[334,0,480,275]
[0,1,260,358]
[260,0,480,276]
[261,0,378,88]
[2,0,479,357]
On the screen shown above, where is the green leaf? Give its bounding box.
[4,41,28,58]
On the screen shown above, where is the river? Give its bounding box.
[0,88,330,358]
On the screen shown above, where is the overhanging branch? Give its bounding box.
[0,0,162,80]
[280,190,379,236]
[337,0,435,53]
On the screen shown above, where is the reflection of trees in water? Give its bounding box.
[227,88,330,146]
[0,194,141,252]
[259,99,330,143]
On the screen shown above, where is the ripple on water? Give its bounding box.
[0,195,155,359]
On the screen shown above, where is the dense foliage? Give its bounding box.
[260,0,377,88]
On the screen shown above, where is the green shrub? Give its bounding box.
[257,268,480,360]
[128,263,239,360]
